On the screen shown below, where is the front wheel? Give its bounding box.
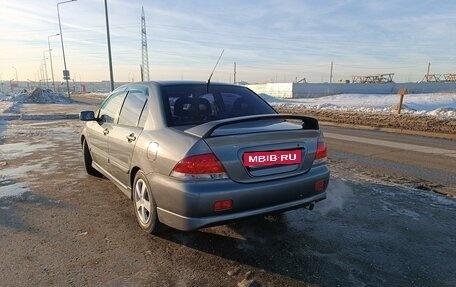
[133,171,160,234]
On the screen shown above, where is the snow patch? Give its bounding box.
[428,107,456,117]
[262,92,456,118]
[0,182,28,199]
[1,163,45,178]
[384,103,416,113]
[2,87,73,104]
[0,142,57,161]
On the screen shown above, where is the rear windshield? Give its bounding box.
[161,84,276,126]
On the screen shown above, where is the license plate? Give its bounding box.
[243,149,301,167]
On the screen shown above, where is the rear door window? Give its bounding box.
[118,89,148,127]
[138,100,148,128]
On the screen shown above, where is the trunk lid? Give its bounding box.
[185,115,320,183]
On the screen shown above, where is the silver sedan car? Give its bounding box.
[80,81,329,233]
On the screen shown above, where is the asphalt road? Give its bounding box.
[323,125,456,196]
[1,116,456,286]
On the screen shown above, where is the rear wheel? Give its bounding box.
[82,139,102,177]
[133,171,160,234]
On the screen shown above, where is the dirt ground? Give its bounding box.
[275,106,456,138]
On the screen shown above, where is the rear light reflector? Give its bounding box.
[213,200,233,211]
[313,134,327,165]
[315,180,326,191]
[171,153,228,180]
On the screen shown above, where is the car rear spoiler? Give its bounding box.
[184,114,319,138]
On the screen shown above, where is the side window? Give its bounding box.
[138,100,148,128]
[118,90,148,127]
[99,89,127,123]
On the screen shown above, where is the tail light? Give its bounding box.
[170,153,228,180]
[313,133,327,165]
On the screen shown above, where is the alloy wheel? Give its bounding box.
[134,178,151,225]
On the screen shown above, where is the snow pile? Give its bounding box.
[260,93,456,118]
[84,92,108,98]
[428,107,456,117]
[2,87,73,104]
[384,103,416,113]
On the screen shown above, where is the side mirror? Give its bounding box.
[79,111,95,121]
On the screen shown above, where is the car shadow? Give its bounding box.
[0,188,61,232]
[155,211,342,285]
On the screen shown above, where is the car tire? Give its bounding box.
[133,171,160,234]
[82,139,102,177]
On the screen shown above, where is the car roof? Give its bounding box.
[113,81,248,95]
[141,80,240,87]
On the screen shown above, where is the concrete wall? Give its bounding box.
[245,83,294,98]
[246,82,456,98]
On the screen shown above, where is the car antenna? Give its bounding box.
[207,49,224,92]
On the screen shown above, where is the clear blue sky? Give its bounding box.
[1,0,455,83]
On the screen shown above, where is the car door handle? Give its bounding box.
[103,128,109,135]
[126,133,136,142]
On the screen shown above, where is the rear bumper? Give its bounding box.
[157,192,326,231]
[148,165,329,231]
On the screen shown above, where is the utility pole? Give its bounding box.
[43,50,50,89]
[39,63,44,87]
[234,62,236,84]
[12,66,18,82]
[329,61,333,83]
[141,7,150,81]
[57,0,77,98]
[104,0,114,91]
[426,62,431,81]
[48,33,59,91]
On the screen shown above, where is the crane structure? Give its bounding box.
[141,6,150,82]
[421,74,456,82]
[352,73,395,84]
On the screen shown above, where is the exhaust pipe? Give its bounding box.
[305,201,315,211]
